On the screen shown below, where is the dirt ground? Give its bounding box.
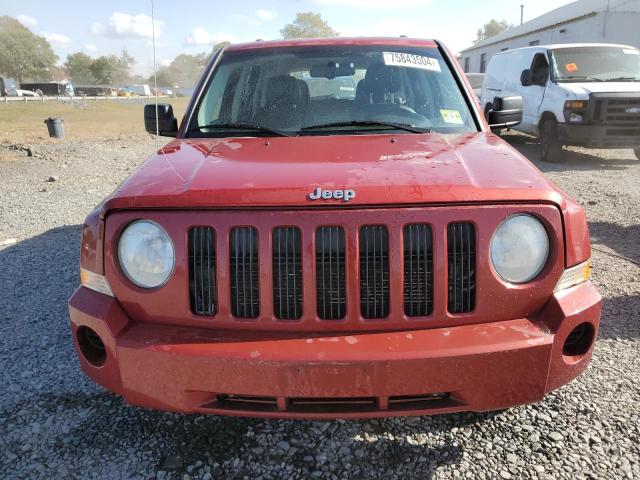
[0,97,190,144]
[0,113,638,479]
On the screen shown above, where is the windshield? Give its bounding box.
[189,45,477,137]
[551,46,640,82]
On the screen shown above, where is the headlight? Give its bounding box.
[118,220,174,288]
[490,214,549,283]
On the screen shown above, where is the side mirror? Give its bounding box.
[144,103,178,137]
[520,69,533,87]
[488,96,523,129]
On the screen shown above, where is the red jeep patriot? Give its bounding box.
[69,38,601,418]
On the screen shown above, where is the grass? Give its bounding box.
[0,97,191,144]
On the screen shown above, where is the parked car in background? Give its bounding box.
[75,86,117,96]
[465,72,484,99]
[69,37,600,419]
[481,43,640,162]
[126,84,151,96]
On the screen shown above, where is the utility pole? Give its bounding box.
[520,4,524,25]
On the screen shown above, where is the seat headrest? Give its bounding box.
[356,63,402,103]
[265,75,304,107]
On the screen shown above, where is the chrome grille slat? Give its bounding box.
[272,227,302,320]
[188,227,217,316]
[447,223,475,314]
[359,225,389,319]
[316,227,346,320]
[403,224,433,317]
[230,227,259,318]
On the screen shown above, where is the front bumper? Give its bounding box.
[69,283,601,419]
[557,123,640,149]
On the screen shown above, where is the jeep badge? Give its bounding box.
[308,187,356,202]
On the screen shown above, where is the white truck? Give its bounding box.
[481,43,640,162]
[127,84,152,96]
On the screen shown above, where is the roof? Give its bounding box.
[226,37,438,51]
[491,42,637,56]
[461,0,632,53]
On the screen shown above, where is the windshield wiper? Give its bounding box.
[300,120,433,134]
[191,122,291,137]
[558,76,605,82]
[603,76,639,82]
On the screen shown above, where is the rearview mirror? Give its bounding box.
[520,69,533,87]
[488,96,523,129]
[310,61,356,79]
[144,103,178,137]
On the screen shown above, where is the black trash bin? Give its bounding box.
[44,117,64,138]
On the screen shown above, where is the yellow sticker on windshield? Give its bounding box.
[440,110,464,124]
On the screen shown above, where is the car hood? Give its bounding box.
[560,81,640,96]
[102,132,566,212]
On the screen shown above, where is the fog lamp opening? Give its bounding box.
[562,322,595,359]
[76,326,107,367]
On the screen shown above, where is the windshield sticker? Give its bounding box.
[383,52,441,72]
[565,63,578,73]
[440,109,464,124]
[623,48,639,55]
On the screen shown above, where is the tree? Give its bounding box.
[88,50,134,85]
[65,52,95,84]
[475,19,512,43]
[0,16,58,82]
[280,12,338,39]
[153,53,210,87]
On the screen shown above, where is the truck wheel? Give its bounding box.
[540,120,563,163]
[634,148,640,161]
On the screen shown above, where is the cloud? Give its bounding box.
[158,58,172,67]
[314,0,431,7]
[185,27,235,46]
[256,9,277,21]
[16,14,37,27]
[41,32,71,44]
[337,19,473,53]
[90,21,105,35]
[233,14,261,26]
[91,12,164,39]
[84,44,97,51]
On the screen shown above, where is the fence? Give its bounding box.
[1,95,168,104]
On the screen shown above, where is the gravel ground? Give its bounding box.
[0,132,638,480]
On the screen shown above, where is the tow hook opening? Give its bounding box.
[76,326,106,367]
[562,322,595,359]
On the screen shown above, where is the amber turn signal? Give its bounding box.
[564,100,587,110]
[554,260,590,292]
[80,267,114,296]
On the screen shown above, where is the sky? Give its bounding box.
[1,0,576,76]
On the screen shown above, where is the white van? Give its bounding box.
[481,43,640,162]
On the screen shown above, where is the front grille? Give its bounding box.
[188,227,217,315]
[447,223,476,314]
[592,96,640,127]
[403,224,433,317]
[359,225,390,319]
[186,217,485,323]
[272,227,302,320]
[315,226,346,320]
[230,227,260,318]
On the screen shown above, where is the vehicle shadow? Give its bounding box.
[500,131,638,172]
[589,221,640,266]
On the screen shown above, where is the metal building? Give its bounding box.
[460,0,640,73]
